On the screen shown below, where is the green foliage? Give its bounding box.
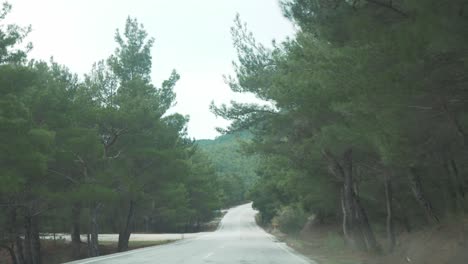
[0,2,31,64]
[197,131,260,206]
[213,0,468,249]
[272,205,307,234]
[0,6,222,259]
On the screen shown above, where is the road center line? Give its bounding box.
[204,252,214,258]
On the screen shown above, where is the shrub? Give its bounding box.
[273,205,307,234]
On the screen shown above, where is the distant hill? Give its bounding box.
[196,132,259,206]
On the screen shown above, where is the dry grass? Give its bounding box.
[0,239,176,264]
[268,218,468,264]
[270,225,369,264]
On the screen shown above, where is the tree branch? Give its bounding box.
[103,127,128,157]
[322,149,345,181]
[48,169,79,184]
[365,0,408,17]
[107,149,123,159]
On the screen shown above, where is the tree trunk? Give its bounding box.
[408,167,439,224]
[354,194,381,252]
[117,200,135,252]
[30,215,41,264]
[445,106,468,146]
[394,198,412,233]
[24,214,42,264]
[0,245,18,264]
[341,149,366,250]
[15,236,25,264]
[343,149,380,252]
[8,208,24,264]
[90,204,101,257]
[448,159,468,242]
[340,190,349,240]
[443,160,459,213]
[86,234,91,257]
[24,215,33,264]
[383,172,396,252]
[325,149,380,252]
[6,208,22,264]
[341,149,368,250]
[450,159,465,199]
[71,202,82,258]
[144,216,150,233]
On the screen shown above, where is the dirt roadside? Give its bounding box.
[266,221,468,264]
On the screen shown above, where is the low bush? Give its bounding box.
[273,205,307,234]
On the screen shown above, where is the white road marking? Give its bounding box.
[204,252,214,258]
[66,239,186,264]
[72,249,148,264]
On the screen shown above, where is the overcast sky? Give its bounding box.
[7,0,294,139]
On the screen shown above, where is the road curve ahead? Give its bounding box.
[67,203,313,264]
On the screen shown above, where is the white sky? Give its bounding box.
[6,0,294,139]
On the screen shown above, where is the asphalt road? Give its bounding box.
[67,203,313,264]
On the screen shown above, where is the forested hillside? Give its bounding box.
[197,132,259,206]
[212,0,468,258]
[0,4,222,262]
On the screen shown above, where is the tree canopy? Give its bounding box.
[0,8,223,263]
[197,131,260,206]
[213,0,468,253]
